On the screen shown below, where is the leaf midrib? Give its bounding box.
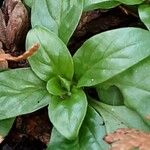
[78,40,149,85]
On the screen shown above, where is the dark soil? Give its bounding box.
[0,108,51,150]
[0,5,145,150]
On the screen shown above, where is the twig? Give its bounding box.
[0,43,39,62]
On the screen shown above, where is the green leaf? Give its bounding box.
[78,106,109,150]
[48,87,87,140]
[99,57,150,126]
[23,0,33,7]
[31,0,83,44]
[0,68,50,120]
[26,26,74,82]
[0,118,15,137]
[58,76,71,92]
[116,0,143,5]
[46,77,67,96]
[48,128,79,150]
[48,106,109,150]
[84,0,120,11]
[97,85,124,106]
[90,101,150,133]
[47,128,80,150]
[73,28,150,87]
[31,0,58,34]
[139,4,150,31]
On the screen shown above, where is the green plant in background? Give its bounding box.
[0,0,150,149]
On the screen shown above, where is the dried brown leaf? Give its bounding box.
[2,0,19,16]
[1,0,29,51]
[104,128,150,150]
[0,43,39,62]
[0,10,6,45]
[5,0,28,50]
[0,135,4,144]
[0,42,8,69]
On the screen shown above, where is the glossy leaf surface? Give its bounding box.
[48,106,109,150]
[46,77,66,96]
[31,0,83,44]
[0,68,50,120]
[117,0,143,5]
[48,88,87,140]
[84,0,120,11]
[26,27,74,82]
[91,101,150,133]
[73,28,150,87]
[139,4,150,31]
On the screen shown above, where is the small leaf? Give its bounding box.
[31,0,83,44]
[48,106,109,150]
[84,0,120,11]
[139,4,150,31]
[23,0,33,7]
[26,26,74,82]
[0,68,50,120]
[46,77,66,96]
[90,101,150,133]
[0,118,15,138]
[73,28,150,87]
[58,76,71,92]
[48,87,87,140]
[96,85,124,106]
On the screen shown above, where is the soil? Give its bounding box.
[0,4,145,150]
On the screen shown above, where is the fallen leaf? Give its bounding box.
[0,10,6,45]
[1,0,29,51]
[104,128,150,150]
[0,42,8,70]
[5,0,28,50]
[0,135,4,144]
[2,0,19,16]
